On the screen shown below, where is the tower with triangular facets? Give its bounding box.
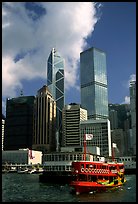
[47,48,65,151]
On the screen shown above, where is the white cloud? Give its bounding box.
[2,2,100,99]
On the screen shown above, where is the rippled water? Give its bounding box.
[2,173,136,202]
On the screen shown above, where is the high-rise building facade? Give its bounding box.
[4,96,35,150]
[80,119,112,157]
[62,104,87,147]
[33,85,56,153]
[109,109,118,130]
[129,80,136,155]
[80,47,108,120]
[47,48,65,147]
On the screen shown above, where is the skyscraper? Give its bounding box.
[33,85,56,153]
[4,96,35,150]
[80,47,108,120]
[62,104,87,147]
[47,48,65,148]
[129,80,136,155]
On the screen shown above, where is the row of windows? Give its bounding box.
[44,154,83,161]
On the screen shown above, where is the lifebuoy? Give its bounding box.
[92,169,94,173]
[89,168,92,173]
[103,170,106,174]
[85,168,89,173]
[81,168,84,173]
[94,169,97,173]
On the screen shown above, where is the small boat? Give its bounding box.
[69,134,126,194]
[17,168,28,174]
[27,169,37,174]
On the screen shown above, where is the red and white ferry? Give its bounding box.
[70,134,126,194]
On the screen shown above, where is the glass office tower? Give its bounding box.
[47,48,65,150]
[80,47,108,120]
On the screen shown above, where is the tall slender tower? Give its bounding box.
[80,47,108,120]
[47,48,65,150]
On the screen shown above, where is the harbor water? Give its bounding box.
[2,173,136,202]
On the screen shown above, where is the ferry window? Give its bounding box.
[70,155,73,160]
[94,165,96,169]
[88,175,92,181]
[91,176,97,182]
[65,155,68,161]
[98,176,103,180]
[132,157,136,162]
[128,158,130,161]
[125,158,127,161]
[52,155,54,161]
[81,164,84,168]
[59,155,62,161]
[79,174,87,181]
[55,155,58,161]
[86,164,89,168]
[74,155,77,160]
[62,155,65,161]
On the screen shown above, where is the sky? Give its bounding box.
[2,2,136,116]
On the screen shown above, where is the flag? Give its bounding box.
[85,134,93,140]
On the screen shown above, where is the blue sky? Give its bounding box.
[2,2,136,115]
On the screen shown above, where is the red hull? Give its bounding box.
[70,180,125,194]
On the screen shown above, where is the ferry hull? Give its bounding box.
[70,180,126,194]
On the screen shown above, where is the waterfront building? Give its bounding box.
[62,104,87,147]
[33,85,56,153]
[80,47,108,120]
[2,149,42,165]
[80,119,112,157]
[2,114,5,150]
[4,96,35,150]
[129,80,136,155]
[47,48,65,149]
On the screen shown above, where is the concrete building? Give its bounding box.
[4,96,35,150]
[80,47,108,120]
[129,80,136,155]
[2,149,42,165]
[33,85,56,153]
[62,104,87,147]
[80,119,112,157]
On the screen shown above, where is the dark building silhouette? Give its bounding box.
[4,96,35,150]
